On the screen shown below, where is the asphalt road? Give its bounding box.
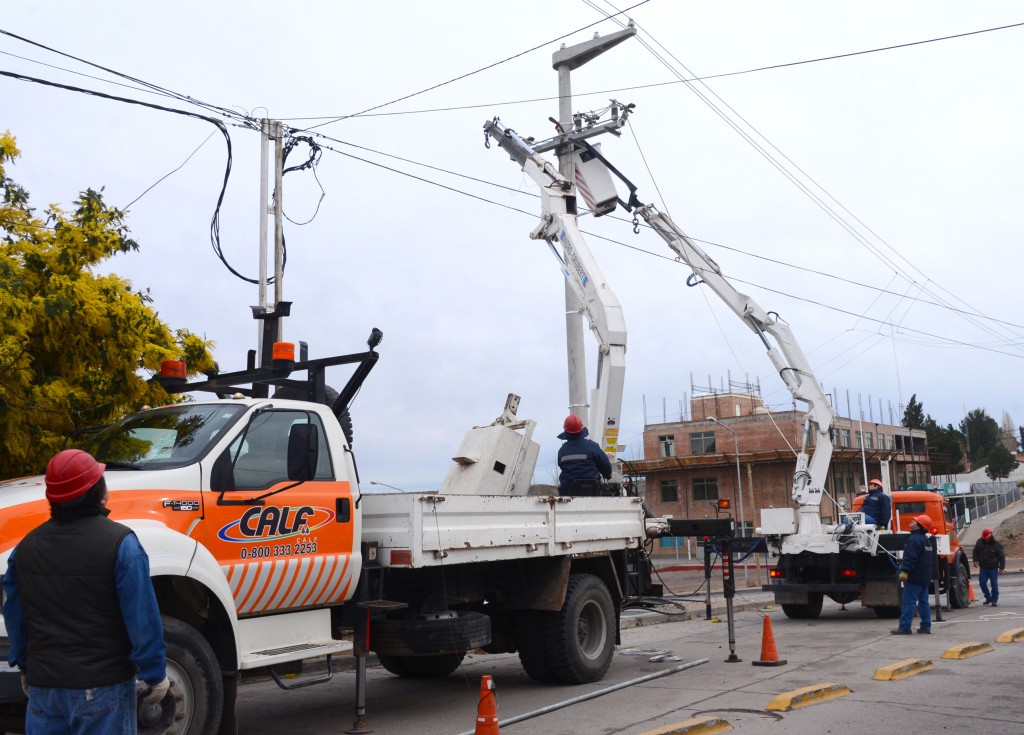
[235,572,1024,734]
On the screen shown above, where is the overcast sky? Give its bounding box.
[3,2,1023,488]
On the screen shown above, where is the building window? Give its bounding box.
[692,477,719,501]
[887,435,895,451]
[865,432,874,449]
[658,435,675,458]
[690,432,716,455]
[855,430,862,449]
[840,429,851,448]
[660,480,678,502]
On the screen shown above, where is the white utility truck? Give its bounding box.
[0,332,661,734]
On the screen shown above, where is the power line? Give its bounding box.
[303,0,652,128]
[313,140,1024,359]
[279,20,1024,120]
[0,27,256,126]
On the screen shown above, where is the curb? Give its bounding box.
[766,683,851,712]
[996,627,1024,643]
[942,642,994,659]
[635,716,733,735]
[872,658,934,681]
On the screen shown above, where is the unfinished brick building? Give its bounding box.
[626,387,930,536]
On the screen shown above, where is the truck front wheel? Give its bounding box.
[139,616,223,735]
[543,574,615,684]
[948,559,971,609]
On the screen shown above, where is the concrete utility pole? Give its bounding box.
[256,119,287,365]
[551,26,636,426]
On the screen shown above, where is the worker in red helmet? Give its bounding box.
[972,528,1006,606]
[556,414,612,496]
[892,514,934,635]
[859,479,892,530]
[2,449,169,732]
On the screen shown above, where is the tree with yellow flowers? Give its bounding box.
[0,131,215,479]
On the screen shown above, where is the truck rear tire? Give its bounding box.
[377,653,464,678]
[948,558,971,609]
[371,611,490,656]
[138,616,223,735]
[542,573,615,684]
[781,592,823,619]
[515,611,558,684]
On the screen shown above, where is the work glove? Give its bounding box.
[138,676,171,704]
[898,572,908,583]
[20,674,28,697]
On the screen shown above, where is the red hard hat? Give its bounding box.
[868,479,883,489]
[45,449,105,503]
[563,414,584,434]
[913,514,933,533]
[981,528,993,540]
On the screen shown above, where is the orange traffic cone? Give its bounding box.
[475,675,499,735]
[752,614,787,667]
[968,581,977,603]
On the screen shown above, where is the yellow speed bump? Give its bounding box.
[873,658,934,681]
[996,628,1024,643]
[942,642,994,659]
[766,683,851,712]
[635,716,732,735]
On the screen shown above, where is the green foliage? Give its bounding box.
[0,131,214,479]
[924,418,965,475]
[985,442,1019,481]
[902,394,925,429]
[960,408,1001,469]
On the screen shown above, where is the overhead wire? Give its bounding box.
[277,20,1024,120]
[303,0,652,128]
[306,139,1024,360]
[584,1,1024,357]
[0,28,256,127]
[0,69,253,284]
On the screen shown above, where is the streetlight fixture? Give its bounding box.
[368,481,404,492]
[708,416,747,587]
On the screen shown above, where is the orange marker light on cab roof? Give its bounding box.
[272,342,295,362]
[160,360,187,379]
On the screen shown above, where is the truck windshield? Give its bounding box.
[78,404,246,470]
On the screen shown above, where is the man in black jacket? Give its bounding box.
[2,449,168,734]
[973,528,1006,606]
[892,514,934,635]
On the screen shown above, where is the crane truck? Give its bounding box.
[483,111,971,621]
[0,107,669,734]
[0,327,669,735]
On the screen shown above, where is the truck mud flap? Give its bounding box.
[861,580,900,607]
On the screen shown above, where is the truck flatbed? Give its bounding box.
[361,492,647,567]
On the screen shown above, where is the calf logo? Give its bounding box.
[218,505,334,543]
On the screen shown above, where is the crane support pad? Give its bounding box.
[943,642,994,659]
[766,683,851,711]
[996,627,1024,643]
[873,659,934,681]
[635,716,733,735]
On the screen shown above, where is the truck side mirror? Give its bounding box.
[287,423,319,482]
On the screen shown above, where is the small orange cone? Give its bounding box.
[968,581,976,603]
[475,675,499,735]
[752,614,787,667]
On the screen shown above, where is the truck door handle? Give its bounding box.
[336,498,351,523]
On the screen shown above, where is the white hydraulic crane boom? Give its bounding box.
[633,204,835,536]
[483,119,626,478]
